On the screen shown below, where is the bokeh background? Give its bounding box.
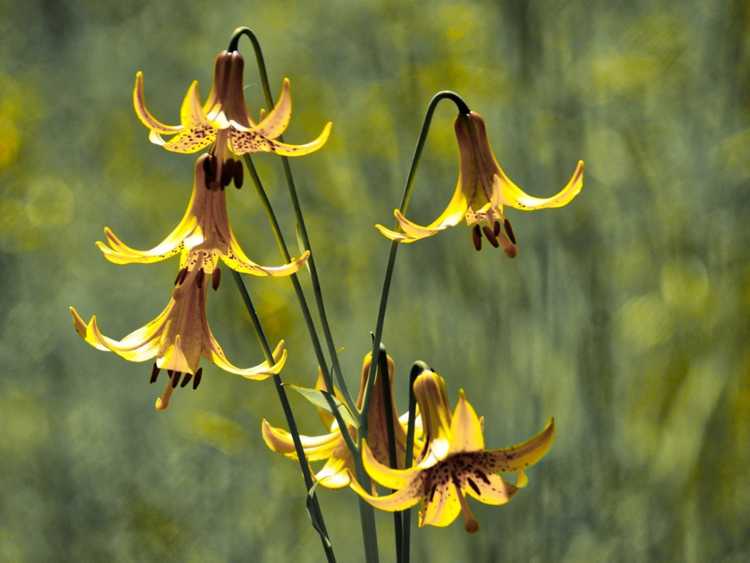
[2,0,749,561]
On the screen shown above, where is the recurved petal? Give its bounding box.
[315,455,352,489]
[361,439,420,490]
[209,338,287,380]
[96,219,196,265]
[419,481,461,527]
[159,125,217,154]
[157,334,199,374]
[229,122,332,157]
[223,236,309,277]
[254,78,292,139]
[464,471,517,506]
[350,476,423,512]
[132,72,181,134]
[448,389,485,455]
[500,160,584,211]
[69,306,166,362]
[486,418,556,473]
[261,419,341,461]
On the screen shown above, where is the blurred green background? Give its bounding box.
[2,0,749,561]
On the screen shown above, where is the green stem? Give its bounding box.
[231,271,336,563]
[400,361,429,563]
[229,26,354,413]
[377,344,403,563]
[360,91,470,441]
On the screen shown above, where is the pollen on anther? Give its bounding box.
[171,371,181,388]
[482,225,499,248]
[196,268,205,289]
[472,225,482,251]
[150,363,160,384]
[180,373,193,388]
[175,267,188,286]
[193,367,203,389]
[212,267,221,291]
[503,219,517,244]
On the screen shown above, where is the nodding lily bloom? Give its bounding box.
[261,352,421,489]
[133,48,332,175]
[352,370,555,533]
[376,111,584,256]
[97,154,309,278]
[69,257,288,411]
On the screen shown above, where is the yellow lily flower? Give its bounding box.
[69,255,288,411]
[376,111,584,256]
[133,48,332,167]
[352,370,555,533]
[261,352,421,489]
[97,154,310,278]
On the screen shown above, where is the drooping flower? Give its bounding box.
[261,352,420,489]
[97,154,310,278]
[352,369,555,533]
[133,47,332,175]
[376,111,584,256]
[69,255,287,411]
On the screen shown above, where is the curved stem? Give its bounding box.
[231,271,336,563]
[229,26,354,413]
[360,91,471,441]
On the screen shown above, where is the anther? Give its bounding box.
[174,267,188,286]
[196,268,205,289]
[221,159,234,188]
[472,225,482,251]
[150,363,160,384]
[233,159,244,189]
[493,220,501,237]
[503,219,517,244]
[193,368,203,390]
[180,373,193,388]
[171,371,181,388]
[212,267,221,291]
[467,477,481,496]
[202,154,216,189]
[482,225,499,248]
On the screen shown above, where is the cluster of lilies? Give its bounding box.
[70,30,582,538]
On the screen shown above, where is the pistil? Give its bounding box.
[453,476,479,534]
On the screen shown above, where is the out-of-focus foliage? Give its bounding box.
[1,0,749,561]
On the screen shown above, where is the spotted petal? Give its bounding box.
[223,235,309,277]
[350,476,423,512]
[500,160,584,211]
[132,71,181,135]
[254,78,292,139]
[485,418,556,473]
[463,471,517,506]
[448,390,485,455]
[419,481,461,527]
[229,122,332,157]
[361,439,420,490]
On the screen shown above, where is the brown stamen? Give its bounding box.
[503,218,517,244]
[174,267,188,286]
[196,268,205,288]
[466,477,481,496]
[212,267,221,291]
[221,159,234,188]
[193,367,203,390]
[180,373,193,388]
[202,154,216,188]
[233,159,244,189]
[149,363,160,384]
[493,220,501,237]
[171,371,181,388]
[472,225,482,251]
[482,225,499,248]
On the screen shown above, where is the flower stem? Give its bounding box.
[231,270,336,563]
[229,26,355,413]
[376,344,403,563]
[360,91,470,441]
[400,361,429,563]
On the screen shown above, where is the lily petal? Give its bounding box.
[448,389,485,455]
[261,419,341,462]
[254,78,292,139]
[132,72,181,134]
[420,481,461,527]
[377,184,469,243]
[486,418,556,472]
[315,454,352,489]
[500,160,584,211]
[159,125,217,154]
[222,236,309,277]
[180,80,208,128]
[463,471,517,506]
[69,306,167,362]
[208,338,286,380]
[350,476,423,512]
[97,216,196,265]
[229,122,332,157]
[361,439,419,489]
